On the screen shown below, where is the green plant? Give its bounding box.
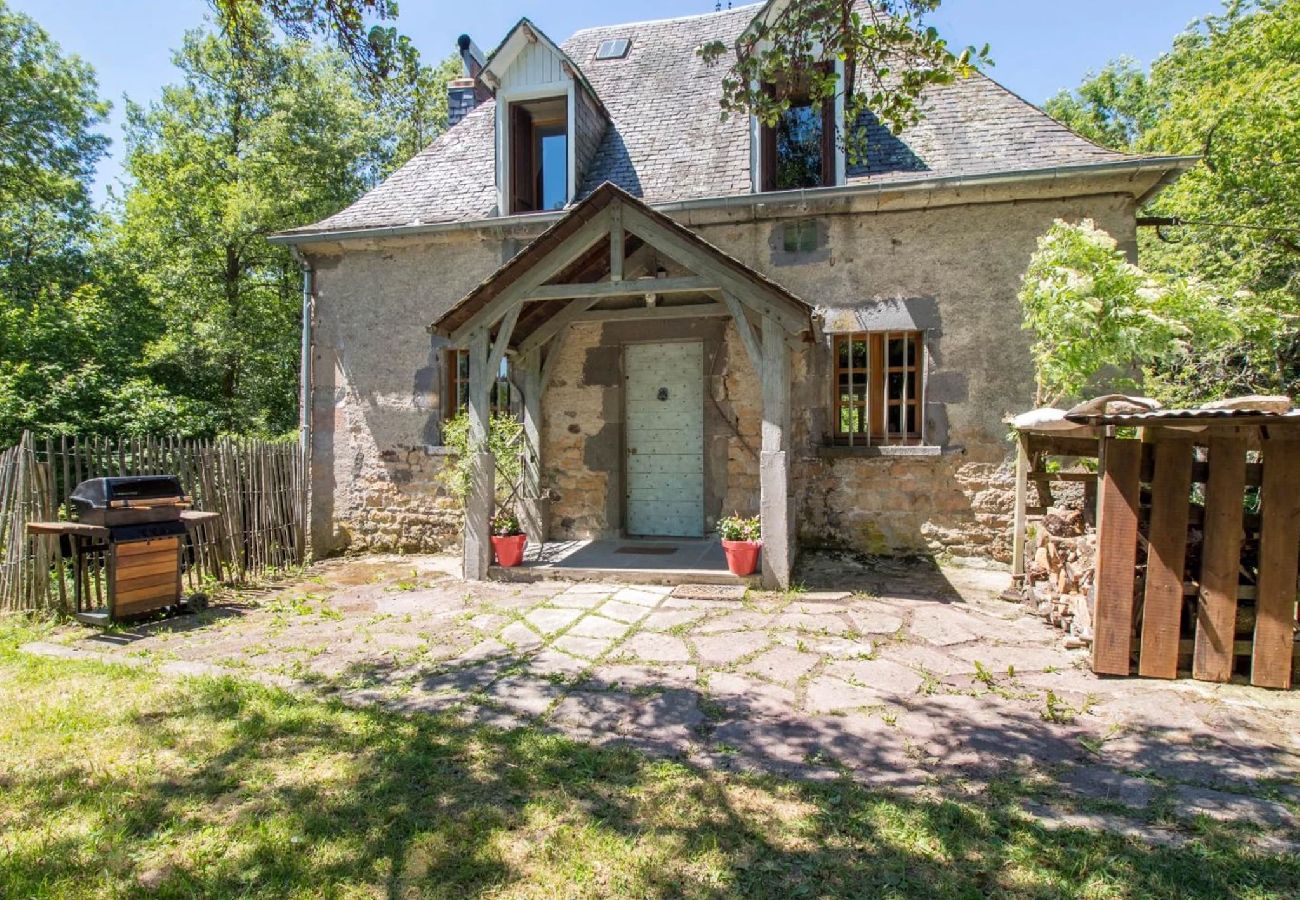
[491,511,522,537]
[717,513,761,542]
[439,410,524,516]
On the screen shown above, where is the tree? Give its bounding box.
[0,0,136,442]
[116,14,388,436]
[210,0,399,79]
[1043,0,1300,401]
[700,0,990,160]
[1017,219,1284,408]
[1043,57,1156,150]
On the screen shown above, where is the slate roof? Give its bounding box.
[283,3,1151,237]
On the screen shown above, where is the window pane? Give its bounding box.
[456,351,469,379]
[539,129,567,211]
[838,405,865,434]
[887,370,917,400]
[888,335,916,367]
[775,102,823,190]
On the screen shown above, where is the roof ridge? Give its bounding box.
[564,2,763,38]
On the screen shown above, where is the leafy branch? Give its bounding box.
[699,0,989,163]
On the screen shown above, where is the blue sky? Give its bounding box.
[12,0,1215,203]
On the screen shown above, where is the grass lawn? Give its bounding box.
[1,618,1296,899]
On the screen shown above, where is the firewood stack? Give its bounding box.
[1019,506,1096,648]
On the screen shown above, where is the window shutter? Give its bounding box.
[510,104,536,213]
[820,97,836,186]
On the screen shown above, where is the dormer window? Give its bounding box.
[481,19,610,217]
[761,86,835,191]
[509,97,568,213]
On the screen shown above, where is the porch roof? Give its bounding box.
[428,182,814,351]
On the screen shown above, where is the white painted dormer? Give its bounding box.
[480,19,609,216]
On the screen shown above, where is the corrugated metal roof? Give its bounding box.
[1064,408,1300,427]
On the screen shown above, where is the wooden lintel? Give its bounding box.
[524,276,713,302]
[572,302,728,324]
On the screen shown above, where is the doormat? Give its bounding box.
[614,545,678,556]
[671,584,747,600]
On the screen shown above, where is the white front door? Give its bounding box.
[625,341,704,537]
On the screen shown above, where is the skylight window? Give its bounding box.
[595,38,630,60]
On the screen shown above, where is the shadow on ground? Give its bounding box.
[3,662,1297,898]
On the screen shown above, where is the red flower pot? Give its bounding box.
[491,533,527,567]
[721,539,762,576]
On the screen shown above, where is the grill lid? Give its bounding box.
[69,475,185,510]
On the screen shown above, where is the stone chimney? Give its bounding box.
[447,34,489,129]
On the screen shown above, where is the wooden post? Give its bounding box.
[1193,433,1247,682]
[1092,436,1142,676]
[1011,431,1029,580]
[517,350,548,543]
[463,327,493,580]
[609,203,624,282]
[1138,435,1193,679]
[1252,433,1300,689]
[759,314,793,589]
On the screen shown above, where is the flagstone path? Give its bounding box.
[24,551,1300,851]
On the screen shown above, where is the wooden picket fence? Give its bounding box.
[0,432,306,612]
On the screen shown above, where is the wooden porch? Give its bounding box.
[429,183,813,588]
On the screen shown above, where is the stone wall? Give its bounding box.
[300,184,1138,562]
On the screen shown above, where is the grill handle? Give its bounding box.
[107,496,192,509]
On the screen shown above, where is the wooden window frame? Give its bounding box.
[760,66,837,193]
[444,350,514,419]
[830,331,925,445]
[508,97,568,215]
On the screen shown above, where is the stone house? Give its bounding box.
[271,3,1193,587]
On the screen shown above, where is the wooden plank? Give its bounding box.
[115,555,178,579]
[1092,438,1142,676]
[1138,438,1194,679]
[1023,434,1102,458]
[116,570,179,595]
[1011,433,1029,579]
[573,301,728,324]
[524,275,716,302]
[515,297,601,356]
[116,537,180,558]
[1252,435,1300,689]
[1193,435,1247,682]
[609,203,624,282]
[716,291,761,370]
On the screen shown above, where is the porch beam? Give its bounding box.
[445,207,613,345]
[463,327,494,581]
[487,302,520,377]
[609,203,624,282]
[516,296,601,356]
[516,350,548,543]
[717,291,761,370]
[571,301,728,324]
[618,204,809,335]
[759,313,794,589]
[524,276,714,302]
[540,326,570,390]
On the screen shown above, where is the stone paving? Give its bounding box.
[24,552,1300,851]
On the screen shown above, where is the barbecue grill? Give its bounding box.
[27,474,219,625]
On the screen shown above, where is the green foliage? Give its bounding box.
[1043,1,1300,400]
[1018,219,1239,406]
[717,513,761,542]
[209,0,400,80]
[699,0,989,164]
[0,3,459,442]
[1043,57,1156,150]
[439,411,524,515]
[491,510,522,537]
